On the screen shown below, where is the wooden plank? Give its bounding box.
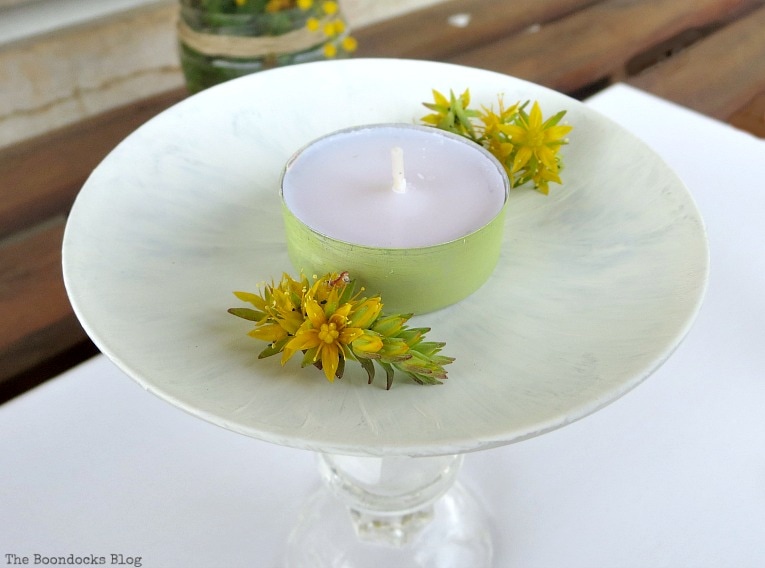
[0,88,186,241]
[0,220,92,389]
[0,88,187,399]
[628,5,765,128]
[353,0,604,61]
[0,340,99,404]
[728,92,765,138]
[447,0,759,96]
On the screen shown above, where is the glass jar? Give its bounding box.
[178,0,355,93]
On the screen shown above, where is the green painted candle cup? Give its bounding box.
[280,124,510,314]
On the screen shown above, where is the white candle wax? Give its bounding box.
[281,124,507,248]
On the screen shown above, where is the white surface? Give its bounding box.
[62,60,708,456]
[1,83,763,566]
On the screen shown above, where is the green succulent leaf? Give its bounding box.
[228,307,265,321]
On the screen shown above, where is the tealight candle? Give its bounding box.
[280,124,509,313]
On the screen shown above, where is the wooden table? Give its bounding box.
[2,0,764,402]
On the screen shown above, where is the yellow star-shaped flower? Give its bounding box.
[282,295,383,381]
[500,101,572,176]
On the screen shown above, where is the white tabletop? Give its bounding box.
[2,84,764,567]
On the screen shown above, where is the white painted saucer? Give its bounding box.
[63,59,708,456]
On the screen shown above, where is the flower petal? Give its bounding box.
[544,124,573,142]
[339,326,364,345]
[432,89,449,107]
[248,323,287,342]
[234,291,267,310]
[536,145,559,172]
[528,101,543,128]
[282,330,320,364]
[304,298,325,328]
[499,123,525,143]
[512,146,533,173]
[320,343,340,381]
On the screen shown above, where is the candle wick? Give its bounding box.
[391,146,407,194]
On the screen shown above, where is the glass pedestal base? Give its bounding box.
[285,455,493,568]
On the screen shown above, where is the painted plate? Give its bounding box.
[63,59,708,456]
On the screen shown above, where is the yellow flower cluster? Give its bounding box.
[229,272,452,389]
[303,1,357,57]
[422,89,572,194]
[232,0,357,57]
[258,0,354,58]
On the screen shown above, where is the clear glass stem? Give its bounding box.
[318,453,463,546]
[285,453,493,568]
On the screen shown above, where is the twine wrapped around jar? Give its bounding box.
[177,17,332,59]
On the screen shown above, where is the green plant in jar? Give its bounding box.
[178,0,357,92]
